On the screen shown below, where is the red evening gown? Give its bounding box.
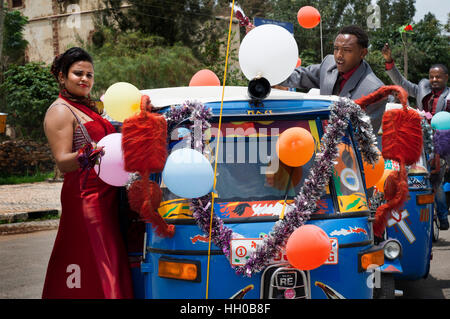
[42,96,134,299]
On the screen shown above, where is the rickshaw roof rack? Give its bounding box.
[140,86,341,109]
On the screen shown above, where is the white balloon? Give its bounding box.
[239,24,298,85]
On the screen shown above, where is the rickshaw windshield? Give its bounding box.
[206,120,320,201]
[160,119,369,216]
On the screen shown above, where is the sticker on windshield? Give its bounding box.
[340,168,359,191]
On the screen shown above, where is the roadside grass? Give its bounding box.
[0,171,55,185]
[0,210,60,225]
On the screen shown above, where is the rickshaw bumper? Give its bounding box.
[379,259,403,274]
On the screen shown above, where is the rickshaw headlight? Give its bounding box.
[383,240,401,260]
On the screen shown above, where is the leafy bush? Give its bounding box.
[0,62,59,139]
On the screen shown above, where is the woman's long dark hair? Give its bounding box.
[51,47,99,113]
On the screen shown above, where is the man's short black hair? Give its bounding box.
[338,25,369,48]
[430,64,448,75]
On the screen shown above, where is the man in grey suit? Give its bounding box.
[278,25,387,135]
[381,43,449,117]
[382,43,449,230]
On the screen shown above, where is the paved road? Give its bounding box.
[396,226,450,299]
[0,230,56,299]
[0,227,449,299]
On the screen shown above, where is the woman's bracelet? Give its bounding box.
[76,143,105,170]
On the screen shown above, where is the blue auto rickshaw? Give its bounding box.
[125,85,403,299]
[371,104,436,298]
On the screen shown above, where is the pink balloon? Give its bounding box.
[189,69,220,86]
[94,133,130,186]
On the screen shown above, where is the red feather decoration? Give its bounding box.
[122,95,174,238]
[381,108,423,166]
[122,96,167,173]
[355,85,423,237]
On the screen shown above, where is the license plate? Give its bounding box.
[276,272,297,289]
[230,237,339,266]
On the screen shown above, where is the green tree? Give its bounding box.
[376,0,415,27]
[0,63,59,139]
[2,9,28,66]
[102,0,216,47]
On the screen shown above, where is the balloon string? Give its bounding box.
[205,0,235,300]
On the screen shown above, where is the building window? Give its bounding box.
[12,0,23,8]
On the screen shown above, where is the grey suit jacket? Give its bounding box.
[386,64,450,112]
[279,55,387,134]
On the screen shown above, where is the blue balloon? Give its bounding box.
[431,111,450,130]
[162,148,214,198]
[177,127,191,139]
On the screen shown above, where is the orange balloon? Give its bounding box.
[286,224,331,270]
[375,169,394,193]
[296,58,302,68]
[363,151,385,189]
[297,6,321,29]
[189,69,220,86]
[276,127,315,167]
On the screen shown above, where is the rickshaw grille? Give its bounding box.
[260,264,310,299]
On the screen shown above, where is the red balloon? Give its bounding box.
[297,6,321,29]
[276,127,315,167]
[375,169,394,193]
[296,58,302,68]
[363,150,385,189]
[189,69,220,86]
[286,224,331,270]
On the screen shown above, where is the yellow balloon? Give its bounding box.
[103,82,142,122]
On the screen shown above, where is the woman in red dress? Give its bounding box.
[42,47,133,298]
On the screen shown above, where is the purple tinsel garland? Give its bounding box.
[165,98,379,277]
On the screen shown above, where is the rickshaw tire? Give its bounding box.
[432,210,439,242]
[373,273,395,299]
[432,219,439,242]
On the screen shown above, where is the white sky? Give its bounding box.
[413,0,449,24]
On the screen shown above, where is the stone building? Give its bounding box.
[7,0,119,64]
[9,0,241,66]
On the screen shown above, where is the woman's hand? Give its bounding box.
[141,94,155,113]
[245,23,255,34]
